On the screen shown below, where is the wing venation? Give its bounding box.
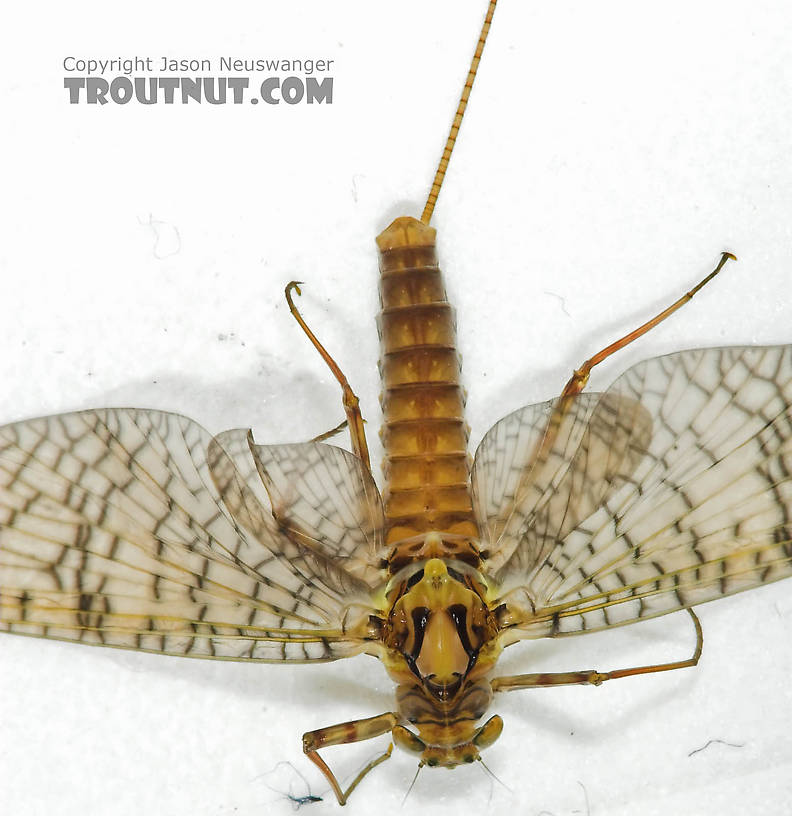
[474,346,792,641]
[0,408,386,662]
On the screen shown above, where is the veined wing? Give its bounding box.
[472,391,652,576]
[0,408,386,661]
[472,346,792,639]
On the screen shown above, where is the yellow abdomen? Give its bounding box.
[376,217,478,554]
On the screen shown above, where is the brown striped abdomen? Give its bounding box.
[376,217,478,563]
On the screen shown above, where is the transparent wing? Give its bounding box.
[251,439,387,588]
[472,392,652,575]
[472,346,792,639]
[0,408,386,661]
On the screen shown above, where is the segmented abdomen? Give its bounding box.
[376,217,478,556]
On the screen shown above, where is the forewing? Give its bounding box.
[479,346,792,639]
[0,408,385,661]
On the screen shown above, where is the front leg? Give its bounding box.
[303,711,399,805]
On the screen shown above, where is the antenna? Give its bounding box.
[421,0,499,224]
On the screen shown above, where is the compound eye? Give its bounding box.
[392,725,425,756]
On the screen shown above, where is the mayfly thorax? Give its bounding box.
[3,1,792,812]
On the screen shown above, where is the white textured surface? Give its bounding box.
[1,2,792,815]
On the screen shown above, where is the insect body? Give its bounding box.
[368,216,504,764]
[2,0,792,810]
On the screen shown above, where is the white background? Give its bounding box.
[1,1,792,814]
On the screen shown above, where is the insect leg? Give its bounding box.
[491,609,702,692]
[302,711,399,805]
[285,281,371,470]
[310,418,348,443]
[560,253,736,398]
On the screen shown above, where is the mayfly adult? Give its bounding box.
[2,1,792,813]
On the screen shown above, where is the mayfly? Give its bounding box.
[2,1,792,809]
